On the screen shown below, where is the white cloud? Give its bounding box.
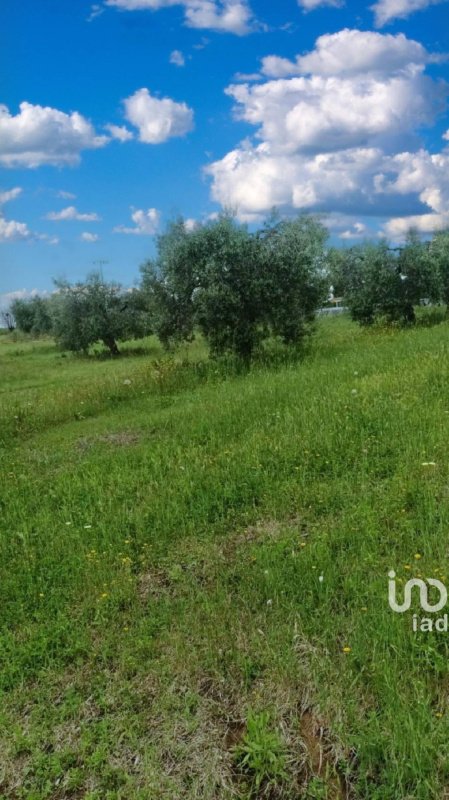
[443,129,449,141]
[57,190,76,200]
[81,232,100,242]
[170,49,186,66]
[225,73,439,155]
[233,71,261,81]
[106,0,253,34]
[124,88,194,143]
[113,207,160,235]
[0,187,22,205]
[261,29,429,78]
[339,222,369,239]
[383,212,449,237]
[371,0,448,27]
[184,217,198,230]
[87,3,105,20]
[46,206,101,222]
[0,217,32,242]
[207,29,449,230]
[298,0,343,9]
[0,102,108,168]
[105,123,134,141]
[0,288,49,310]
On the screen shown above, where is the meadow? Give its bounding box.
[1,315,449,799]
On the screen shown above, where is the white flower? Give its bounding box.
[318,575,324,583]
[266,599,273,606]
[123,379,132,386]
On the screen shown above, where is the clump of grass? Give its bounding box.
[233,710,287,793]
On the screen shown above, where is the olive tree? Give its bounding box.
[141,212,328,363]
[51,273,150,355]
[10,296,53,335]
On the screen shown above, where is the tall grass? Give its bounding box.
[1,316,449,798]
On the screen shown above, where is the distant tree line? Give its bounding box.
[7,214,449,362]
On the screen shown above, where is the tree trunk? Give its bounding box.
[103,336,120,356]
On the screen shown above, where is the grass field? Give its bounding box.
[2,315,449,799]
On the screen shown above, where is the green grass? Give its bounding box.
[2,316,449,798]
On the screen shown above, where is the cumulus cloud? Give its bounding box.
[124,88,194,143]
[339,222,369,239]
[371,0,448,27]
[207,29,449,231]
[261,30,429,78]
[105,123,134,141]
[113,207,160,235]
[0,102,108,168]
[383,212,449,237]
[46,206,100,222]
[105,0,253,34]
[170,49,186,66]
[0,217,32,242]
[81,232,100,242]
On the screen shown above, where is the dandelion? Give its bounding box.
[436,712,443,718]
[404,564,411,570]
[414,553,422,560]
[39,592,44,598]
[361,607,368,612]
[100,592,108,600]
[300,542,306,548]
[342,646,351,654]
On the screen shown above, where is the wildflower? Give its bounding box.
[342,646,351,654]
[39,592,44,598]
[65,521,72,526]
[361,607,368,612]
[414,553,422,560]
[84,524,92,529]
[421,462,436,467]
[436,712,443,718]
[123,379,132,386]
[404,565,411,570]
[351,389,358,396]
[300,542,306,547]
[318,575,324,583]
[266,599,273,606]
[100,592,108,599]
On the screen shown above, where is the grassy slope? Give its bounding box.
[1,318,449,799]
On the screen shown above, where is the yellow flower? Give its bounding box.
[436,712,443,718]
[342,646,351,654]
[100,592,108,599]
[404,565,411,570]
[414,554,422,560]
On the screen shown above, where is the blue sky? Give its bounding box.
[1,0,448,307]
